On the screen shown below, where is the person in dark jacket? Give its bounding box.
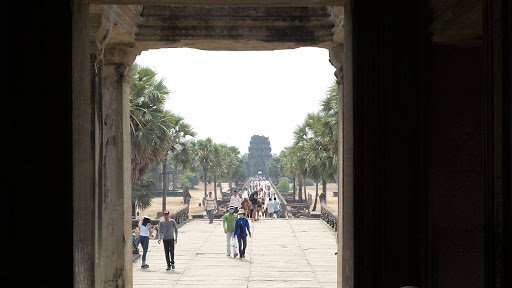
[234,209,252,259]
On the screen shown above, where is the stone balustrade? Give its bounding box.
[132,202,190,229]
[319,192,338,231]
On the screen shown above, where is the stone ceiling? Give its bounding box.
[135,6,337,51]
[89,0,482,62]
[89,3,342,55]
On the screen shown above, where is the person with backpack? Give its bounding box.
[249,189,261,222]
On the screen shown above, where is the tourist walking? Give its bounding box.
[157,210,178,270]
[205,191,217,224]
[138,214,154,269]
[249,189,261,222]
[229,190,242,213]
[247,201,253,219]
[266,197,275,219]
[234,209,252,259]
[273,197,280,218]
[222,205,239,258]
[240,197,250,218]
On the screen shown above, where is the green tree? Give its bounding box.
[132,174,156,216]
[167,117,196,191]
[178,170,199,187]
[277,177,291,193]
[266,155,281,184]
[279,147,298,200]
[193,138,215,200]
[232,157,248,187]
[291,81,339,210]
[130,63,178,216]
[130,63,174,187]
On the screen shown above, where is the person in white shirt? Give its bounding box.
[273,197,280,218]
[266,197,275,218]
[204,191,217,224]
[229,190,242,212]
[138,214,154,269]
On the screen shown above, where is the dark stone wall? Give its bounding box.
[430,44,485,287]
[6,0,73,286]
[351,1,428,286]
[349,0,497,287]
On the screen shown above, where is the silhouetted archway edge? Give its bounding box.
[72,1,346,287]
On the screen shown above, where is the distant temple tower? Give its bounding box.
[246,135,272,177]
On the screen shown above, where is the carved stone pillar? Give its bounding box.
[95,46,138,287]
[328,3,352,288]
[73,1,95,288]
[87,5,143,287]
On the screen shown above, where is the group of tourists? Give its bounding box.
[245,180,280,222]
[136,209,179,271]
[133,179,281,270]
[221,179,281,259]
[222,204,252,259]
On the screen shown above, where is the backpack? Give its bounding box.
[249,191,256,202]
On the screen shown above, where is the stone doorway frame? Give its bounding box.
[72,1,350,287]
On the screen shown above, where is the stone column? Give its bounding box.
[73,0,95,287]
[96,46,138,288]
[328,4,351,288]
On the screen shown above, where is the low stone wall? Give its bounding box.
[319,192,338,231]
[269,181,289,218]
[132,203,189,229]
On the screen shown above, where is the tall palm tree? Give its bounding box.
[306,137,329,211]
[130,63,173,187]
[232,157,247,187]
[130,63,176,218]
[210,143,224,202]
[319,81,339,157]
[166,115,196,191]
[169,139,195,185]
[222,145,240,191]
[316,82,339,198]
[131,174,156,217]
[279,146,298,199]
[294,113,318,203]
[194,138,215,200]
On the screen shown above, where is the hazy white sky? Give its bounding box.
[134,47,336,155]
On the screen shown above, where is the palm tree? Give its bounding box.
[292,79,338,209]
[294,113,318,203]
[316,82,339,198]
[132,174,156,216]
[266,155,281,185]
[210,143,224,202]
[165,114,196,205]
[221,145,240,191]
[169,139,195,185]
[193,138,215,200]
[130,63,177,218]
[130,63,173,187]
[306,137,329,211]
[279,147,298,200]
[319,81,339,157]
[232,157,247,187]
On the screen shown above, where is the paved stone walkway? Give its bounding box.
[133,218,337,287]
